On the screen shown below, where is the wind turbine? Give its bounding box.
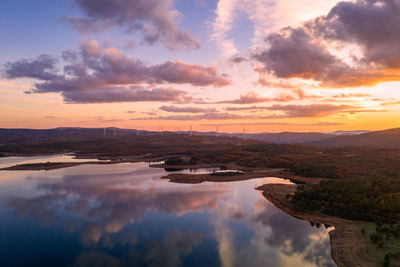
[242,126,246,141]
[190,126,193,136]
[215,126,219,137]
[159,126,164,135]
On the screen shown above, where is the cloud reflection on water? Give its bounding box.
[2,162,335,266]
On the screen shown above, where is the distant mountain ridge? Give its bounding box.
[1,127,399,148]
[309,128,400,148]
[229,132,335,144]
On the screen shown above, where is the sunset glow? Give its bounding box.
[1,0,400,132]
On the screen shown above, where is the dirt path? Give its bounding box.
[257,184,376,267]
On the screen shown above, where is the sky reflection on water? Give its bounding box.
[0,160,336,267]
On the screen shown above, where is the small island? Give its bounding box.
[1,162,83,170]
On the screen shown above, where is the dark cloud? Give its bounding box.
[63,0,200,50]
[254,28,341,79]
[159,105,216,113]
[3,41,230,103]
[308,0,400,68]
[4,54,60,80]
[229,54,248,64]
[253,0,400,87]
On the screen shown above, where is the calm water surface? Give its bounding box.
[0,154,106,169]
[0,158,336,267]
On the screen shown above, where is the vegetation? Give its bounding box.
[1,162,80,170]
[290,162,344,178]
[2,130,400,180]
[291,177,400,223]
[369,224,400,248]
[164,158,186,165]
[210,171,244,176]
[360,222,400,266]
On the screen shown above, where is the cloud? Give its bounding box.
[160,105,217,113]
[3,41,230,103]
[253,0,400,87]
[62,86,189,104]
[4,54,60,80]
[142,110,158,116]
[133,102,383,121]
[212,0,340,58]
[212,0,240,57]
[217,92,273,104]
[381,101,400,106]
[343,109,388,114]
[253,28,356,87]
[224,105,264,111]
[96,116,125,122]
[261,103,354,117]
[80,39,101,58]
[332,93,372,98]
[131,111,254,121]
[6,166,226,247]
[63,0,199,50]
[218,90,320,104]
[229,54,248,64]
[226,103,360,117]
[308,0,400,68]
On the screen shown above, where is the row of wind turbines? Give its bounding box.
[103,125,247,140]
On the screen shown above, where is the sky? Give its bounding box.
[1,0,400,133]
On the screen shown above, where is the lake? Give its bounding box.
[0,155,336,266]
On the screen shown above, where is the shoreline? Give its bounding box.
[0,153,378,266]
[256,183,376,267]
[0,154,172,171]
[161,168,326,184]
[0,156,327,186]
[1,158,328,186]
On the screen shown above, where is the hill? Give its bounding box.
[244,132,335,144]
[310,128,400,148]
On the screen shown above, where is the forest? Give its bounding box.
[2,132,400,179]
[290,178,400,222]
